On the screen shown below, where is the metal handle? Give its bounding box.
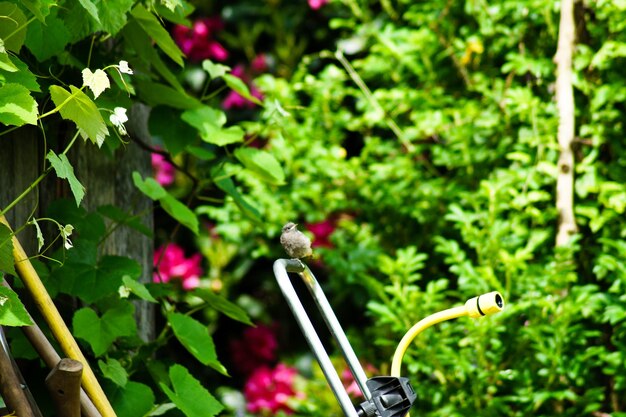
[273,259,371,417]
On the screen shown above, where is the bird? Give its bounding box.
[280,222,313,259]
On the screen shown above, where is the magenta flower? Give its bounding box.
[172,17,229,63]
[151,153,176,186]
[230,323,278,375]
[153,243,203,290]
[305,219,336,248]
[244,363,304,414]
[251,54,269,73]
[308,0,328,10]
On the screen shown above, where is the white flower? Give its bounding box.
[110,107,129,135]
[119,60,133,75]
[60,224,74,250]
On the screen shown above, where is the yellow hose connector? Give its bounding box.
[391,291,504,378]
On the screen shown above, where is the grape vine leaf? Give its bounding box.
[20,0,54,22]
[73,303,137,356]
[0,83,38,126]
[0,2,28,52]
[0,56,40,92]
[160,365,224,417]
[99,358,128,387]
[77,0,100,24]
[82,68,110,99]
[25,12,71,62]
[0,286,33,327]
[108,381,155,417]
[202,60,230,79]
[166,312,228,376]
[49,85,108,146]
[46,150,86,206]
[0,51,17,72]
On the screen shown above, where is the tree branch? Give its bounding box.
[555,0,578,246]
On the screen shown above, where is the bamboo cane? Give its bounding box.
[0,214,118,417]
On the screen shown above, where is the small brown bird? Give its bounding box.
[280,222,313,259]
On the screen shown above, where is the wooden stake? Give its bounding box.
[46,359,84,417]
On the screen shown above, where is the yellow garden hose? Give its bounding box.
[1,215,117,417]
[390,292,504,417]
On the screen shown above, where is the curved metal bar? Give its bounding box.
[273,259,367,417]
[299,265,371,400]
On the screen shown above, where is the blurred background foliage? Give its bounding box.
[2,0,626,416]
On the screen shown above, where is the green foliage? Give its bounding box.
[3,0,626,416]
[0,286,33,326]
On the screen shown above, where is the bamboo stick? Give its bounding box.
[0,214,118,417]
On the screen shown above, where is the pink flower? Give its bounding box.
[153,244,203,290]
[151,153,175,186]
[230,323,278,375]
[251,54,269,73]
[306,219,336,248]
[244,364,304,414]
[172,17,229,63]
[308,0,328,10]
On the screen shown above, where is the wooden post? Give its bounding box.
[45,358,84,417]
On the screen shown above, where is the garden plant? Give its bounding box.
[1,0,626,416]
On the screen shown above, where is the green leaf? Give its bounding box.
[122,22,184,92]
[181,106,244,146]
[122,275,157,303]
[213,175,261,223]
[109,381,155,417]
[49,85,108,146]
[99,358,128,387]
[135,80,202,109]
[234,147,285,185]
[46,150,85,206]
[0,286,33,326]
[202,60,230,79]
[133,172,199,235]
[73,303,137,356]
[223,73,262,105]
[0,51,17,72]
[132,172,167,200]
[191,289,252,325]
[0,83,37,126]
[0,2,28,52]
[186,146,215,161]
[97,205,153,237]
[167,312,228,375]
[160,194,199,235]
[24,12,70,62]
[97,0,134,35]
[146,403,177,416]
[131,4,184,66]
[148,106,197,156]
[0,56,40,91]
[160,365,223,417]
[54,246,142,303]
[19,0,54,21]
[76,0,100,23]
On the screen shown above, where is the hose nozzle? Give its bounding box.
[464,291,504,318]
